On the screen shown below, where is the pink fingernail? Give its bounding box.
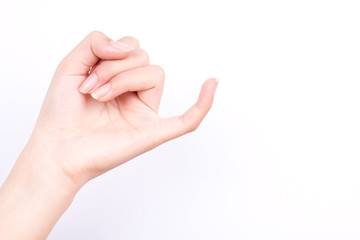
[213,77,219,92]
[110,40,134,52]
[79,74,98,94]
[91,83,111,100]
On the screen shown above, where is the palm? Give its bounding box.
[85,92,162,170]
[41,76,163,179]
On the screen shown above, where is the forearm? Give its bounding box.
[0,140,78,240]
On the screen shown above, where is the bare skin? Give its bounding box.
[0,31,218,240]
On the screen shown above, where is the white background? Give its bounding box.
[1,0,360,239]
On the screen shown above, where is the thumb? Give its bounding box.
[55,31,135,76]
[159,77,219,143]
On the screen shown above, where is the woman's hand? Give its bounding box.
[34,31,218,187]
[0,31,218,240]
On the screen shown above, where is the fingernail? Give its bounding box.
[213,77,219,92]
[79,74,98,94]
[91,83,111,100]
[110,40,134,52]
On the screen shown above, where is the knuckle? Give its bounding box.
[88,30,105,40]
[137,48,150,65]
[180,115,198,133]
[121,36,140,47]
[151,65,165,80]
[188,123,199,132]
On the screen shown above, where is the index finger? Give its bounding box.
[55,31,137,76]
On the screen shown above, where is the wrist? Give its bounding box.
[0,137,79,239]
[16,135,81,197]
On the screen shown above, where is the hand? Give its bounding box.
[33,31,218,188]
[0,31,218,240]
